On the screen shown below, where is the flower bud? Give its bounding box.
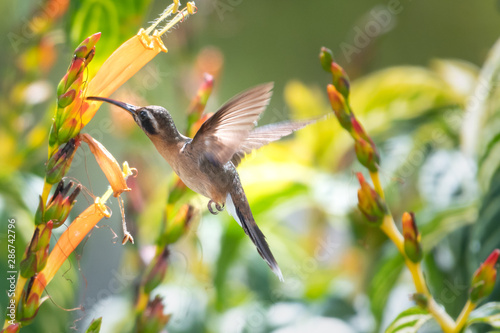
[331,62,350,100]
[74,32,101,59]
[137,296,171,333]
[0,323,20,333]
[59,58,85,95]
[410,293,428,309]
[164,204,194,245]
[45,138,80,184]
[327,84,351,131]
[402,212,422,263]
[34,196,44,225]
[44,181,81,227]
[356,173,387,225]
[351,118,380,172]
[20,222,53,277]
[470,249,500,303]
[18,277,44,324]
[319,47,334,73]
[354,138,379,172]
[57,89,76,108]
[142,248,169,294]
[188,73,214,116]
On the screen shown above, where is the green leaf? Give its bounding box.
[386,307,432,333]
[85,317,103,333]
[467,302,500,329]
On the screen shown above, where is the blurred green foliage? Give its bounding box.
[1,0,500,332]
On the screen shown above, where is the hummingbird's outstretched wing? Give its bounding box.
[231,119,319,167]
[191,83,273,166]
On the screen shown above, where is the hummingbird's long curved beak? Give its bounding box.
[86,96,140,115]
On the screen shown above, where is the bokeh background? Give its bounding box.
[1,0,500,332]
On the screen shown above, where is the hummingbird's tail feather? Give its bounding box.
[226,192,284,282]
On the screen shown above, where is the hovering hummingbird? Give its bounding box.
[87,83,317,281]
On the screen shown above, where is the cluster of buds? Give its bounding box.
[35,180,81,227]
[320,47,380,172]
[19,222,53,279]
[356,173,387,226]
[402,212,423,263]
[49,33,101,147]
[137,296,171,333]
[469,249,499,303]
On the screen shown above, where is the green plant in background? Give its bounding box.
[321,46,500,332]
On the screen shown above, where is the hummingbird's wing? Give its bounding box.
[191,83,273,166]
[231,119,318,167]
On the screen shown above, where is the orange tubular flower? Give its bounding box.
[80,133,131,197]
[82,1,197,127]
[35,198,110,287]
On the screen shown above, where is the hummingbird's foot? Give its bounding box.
[208,200,225,215]
[216,203,225,212]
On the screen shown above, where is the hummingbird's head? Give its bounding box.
[86,96,179,140]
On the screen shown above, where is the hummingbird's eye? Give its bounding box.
[139,110,148,119]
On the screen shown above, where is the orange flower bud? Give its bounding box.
[470,249,500,303]
[327,84,351,131]
[356,173,387,225]
[402,212,422,263]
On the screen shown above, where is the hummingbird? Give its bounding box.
[87,83,317,281]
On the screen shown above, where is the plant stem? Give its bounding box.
[380,215,404,254]
[370,171,457,332]
[369,171,385,199]
[428,298,456,333]
[454,300,475,332]
[41,181,52,206]
[406,261,429,295]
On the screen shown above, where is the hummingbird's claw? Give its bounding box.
[208,200,225,215]
[208,200,219,215]
[216,203,225,212]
